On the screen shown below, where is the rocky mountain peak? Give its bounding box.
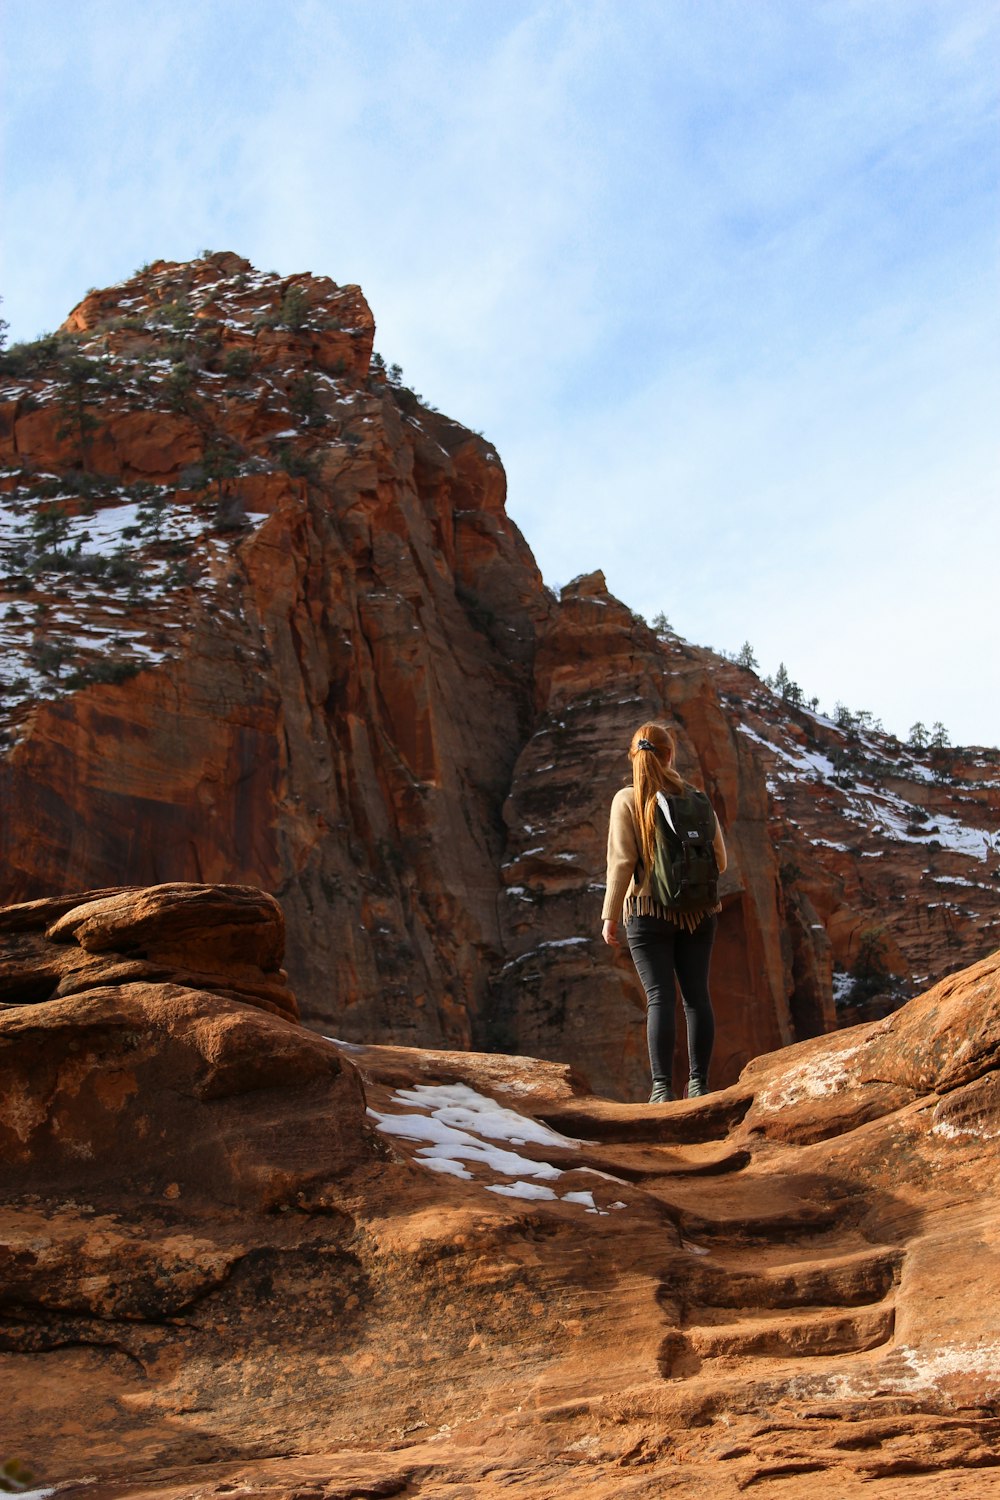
[61,251,374,378]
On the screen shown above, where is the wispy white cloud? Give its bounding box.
[508,270,998,741]
[2,0,997,742]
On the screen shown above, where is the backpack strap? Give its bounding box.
[655,789,678,835]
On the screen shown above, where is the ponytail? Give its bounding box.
[629,722,685,875]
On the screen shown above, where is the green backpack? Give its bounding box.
[645,789,719,913]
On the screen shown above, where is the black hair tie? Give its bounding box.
[637,738,655,751]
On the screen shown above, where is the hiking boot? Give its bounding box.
[649,1081,674,1104]
[686,1076,709,1098]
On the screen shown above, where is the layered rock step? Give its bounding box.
[659,1249,900,1377]
[678,1243,903,1308]
[681,1301,896,1362]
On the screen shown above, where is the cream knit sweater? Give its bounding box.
[601,785,727,930]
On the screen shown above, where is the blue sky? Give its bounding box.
[2,0,998,745]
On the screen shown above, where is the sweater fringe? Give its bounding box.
[624,895,722,932]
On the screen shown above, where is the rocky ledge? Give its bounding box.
[1,885,998,1498]
[0,881,298,1021]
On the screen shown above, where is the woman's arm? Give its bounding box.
[601,790,638,938]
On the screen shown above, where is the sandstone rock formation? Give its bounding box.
[0,881,297,1020]
[1,885,998,1497]
[1,256,997,1098]
[701,653,1000,990]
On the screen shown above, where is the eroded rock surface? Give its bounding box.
[1,890,998,1498]
[0,881,297,1019]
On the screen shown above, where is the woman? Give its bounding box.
[601,722,727,1103]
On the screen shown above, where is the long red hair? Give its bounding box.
[630,722,686,876]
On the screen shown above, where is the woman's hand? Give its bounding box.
[602,919,619,948]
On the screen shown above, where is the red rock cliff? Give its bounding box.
[1,255,996,1097]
